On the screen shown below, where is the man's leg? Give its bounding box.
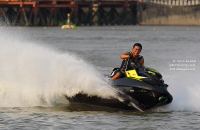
[110,72,121,80]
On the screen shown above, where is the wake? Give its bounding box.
[0,28,116,107]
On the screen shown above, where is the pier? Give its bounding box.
[138,0,200,25]
[0,0,138,26]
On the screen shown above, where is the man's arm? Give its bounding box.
[120,52,131,59]
[140,57,144,66]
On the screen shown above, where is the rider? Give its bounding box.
[110,43,144,80]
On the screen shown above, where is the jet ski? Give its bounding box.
[65,60,173,112]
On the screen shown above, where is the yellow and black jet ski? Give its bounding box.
[65,60,173,112]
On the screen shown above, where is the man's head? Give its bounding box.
[132,43,142,57]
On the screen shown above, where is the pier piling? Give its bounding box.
[0,0,137,26]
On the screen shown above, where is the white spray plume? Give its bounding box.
[0,29,116,107]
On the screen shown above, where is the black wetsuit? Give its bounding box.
[111,52,143,78]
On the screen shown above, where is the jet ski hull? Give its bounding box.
[65,93,137,110]
[65,77,173,111]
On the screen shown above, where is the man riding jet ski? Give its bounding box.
[109,43,173,111]
[111,43,144,81]
[65,43,173,111]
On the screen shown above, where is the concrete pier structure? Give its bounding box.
[138,0,200,25]
[1,0,200,26]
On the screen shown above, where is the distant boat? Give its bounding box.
[61,24,75,29]
[61,13,79,29]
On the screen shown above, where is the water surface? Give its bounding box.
[0,26,199,129]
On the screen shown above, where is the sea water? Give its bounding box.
[0,26,199,129]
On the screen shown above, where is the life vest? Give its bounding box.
[119,52,143,73]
